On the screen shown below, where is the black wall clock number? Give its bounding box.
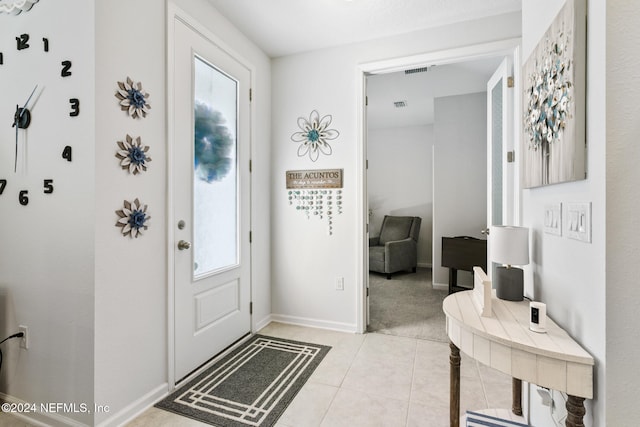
[43,179,54,194]
[43,38,49,52]
[61,60,72,77]
[62,146,72,162]
[16,34,30,50]
[69,98,80,117]
[0,52,3,65]
[0,179,6,194]
[19,190,29,206]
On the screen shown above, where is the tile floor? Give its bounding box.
[127,322,513,427]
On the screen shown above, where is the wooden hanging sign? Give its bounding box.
[286,169,343,189]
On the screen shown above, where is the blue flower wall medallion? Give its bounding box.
[194,101,234,183]
[115,77,151,119]
[116,135,151,174]
[291,110,340,162]
[115,198,150,238]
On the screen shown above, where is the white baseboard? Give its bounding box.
[254,314,272,332]
[96,383,168,427]
[269,314,357,334]
[433,282,449,291]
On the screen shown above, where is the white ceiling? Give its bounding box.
[207,0,520,128]
[207,0,522,58]
[367,57,503,129]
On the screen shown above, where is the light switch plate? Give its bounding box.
[544,203,562,236]
[566,202,591,243]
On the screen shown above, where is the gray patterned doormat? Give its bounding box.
[156,334,331,426]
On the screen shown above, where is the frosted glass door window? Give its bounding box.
[491,79,503,227]
[193,56,238,277]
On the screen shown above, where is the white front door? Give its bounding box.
[486,57,513,278]
[172,16,251,382]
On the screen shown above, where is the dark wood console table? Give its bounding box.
[441,236,487,294]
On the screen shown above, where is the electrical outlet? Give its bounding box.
[18,325,28,349]
[335,277,344,291]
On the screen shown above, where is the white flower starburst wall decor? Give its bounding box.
[291,110,340,162]
[115,134,151,175]
[115,77,151,119]
[115,198,150,238]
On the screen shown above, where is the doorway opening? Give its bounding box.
[356,39,521,335]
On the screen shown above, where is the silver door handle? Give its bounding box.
[177,240,191,250]
[480,228,490,235]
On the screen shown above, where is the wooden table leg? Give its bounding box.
[566,395,586,427]
[512,378,522,416]
[450,341,460,427]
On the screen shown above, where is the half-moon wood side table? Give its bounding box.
[443,291,594,427]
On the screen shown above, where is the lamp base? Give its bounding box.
[495,266,524,301]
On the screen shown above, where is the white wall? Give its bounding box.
[94,0,272,425]
[606,0,640,424]
[521,0,606,425]
[432,93,488,287]
[0,1,95,425]
[94,1,166,425]
[271,13,520,330]
[368,125,433,267]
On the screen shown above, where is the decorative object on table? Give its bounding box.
[490,225,529,301]
[529,301,547,333]
[194,101,234,183]
[291,110,339,162]
[0,0,38,14]
[115,77,151,119]
[522,0,586,188]
[115,134,151,174]
[472,267,493,318]
[286,169,343,235]
[156,335,330,427]
[115,198,150,238]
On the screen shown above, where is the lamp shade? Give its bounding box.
[490,225,529,266]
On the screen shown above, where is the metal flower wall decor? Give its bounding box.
[115,77,151,119]
[115,134,151,174]
[523,31,573,151]
[291,110,339,162]
[115,198,150,238]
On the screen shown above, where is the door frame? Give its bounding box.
[167,3,256,389]
[355,38,522,334]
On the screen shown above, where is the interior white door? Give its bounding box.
[486,57,513,278]
[173,17,251,382]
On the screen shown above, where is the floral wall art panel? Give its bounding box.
[522,0,586,188]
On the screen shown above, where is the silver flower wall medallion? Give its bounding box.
[115,135,151,174]
[115,198,150,238]
[115,77,151,119]
[291,110,340,162]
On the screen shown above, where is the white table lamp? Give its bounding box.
[490,225,529,301]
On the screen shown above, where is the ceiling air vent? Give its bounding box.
[393,100,407,108]
[404,66,431,75]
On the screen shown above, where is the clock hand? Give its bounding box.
[14,105,19,172]
[12,84,38,128]
[13,86,38,172]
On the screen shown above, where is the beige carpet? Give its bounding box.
[367,267,449,342]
